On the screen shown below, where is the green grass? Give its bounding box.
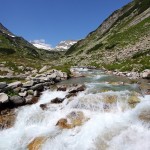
[107,17,150,48]
[0,77,25,83]
[103,55,150,72]
[86,43,103,54]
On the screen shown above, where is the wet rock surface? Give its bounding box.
[0,109,15,129]
[56,111,88,129]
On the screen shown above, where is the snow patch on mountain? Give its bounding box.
[54,40,77,51]
[30,39,77,51]
[30,39,52,50]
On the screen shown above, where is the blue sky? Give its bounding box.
[1,0,132,47]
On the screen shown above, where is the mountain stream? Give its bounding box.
[0,68,150,150]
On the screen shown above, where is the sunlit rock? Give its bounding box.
[28,137,47,150]
[0,93,9,103]
[56,111,88,129]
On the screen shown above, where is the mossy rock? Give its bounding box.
[128,93,140,107]
[103,95,117,104]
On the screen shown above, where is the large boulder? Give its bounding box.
[30,83,44,91]
[69,84,86,93]
[10,96,25,105]
[0,93,9,103]
[0,82,7,89]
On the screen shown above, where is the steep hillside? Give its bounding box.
[0,23,62,73]
[65,0,150,71]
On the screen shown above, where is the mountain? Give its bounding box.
[31,40,77,51]
[0,23,62,71]
[54,40,77,51]
[30,40,53,50]
[65,0,150,72]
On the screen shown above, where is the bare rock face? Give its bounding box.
[0,93,9,104]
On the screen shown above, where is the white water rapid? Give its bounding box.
[0,68,150,150]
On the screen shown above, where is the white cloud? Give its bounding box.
[30,39,52,50]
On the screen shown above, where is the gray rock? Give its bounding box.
[142,69,150,79]
[32,69,38,74]
[10,96,25,105]
[8,81,22,89]
[21,88,27,92]
[47,73,57,79]
[30,83,44,91]
[13,87,21,93]
[19,91,27,97]
[25,95,33,104]
[0,93,9,103]
[33,90,38,97]
[27,90,34,95]
[39,66,48,73]
[23,80,34,88]
[25,95,38,104]
[0,82,7,89]
[69,84,86,93]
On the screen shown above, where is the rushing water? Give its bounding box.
[0,68,150,150]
